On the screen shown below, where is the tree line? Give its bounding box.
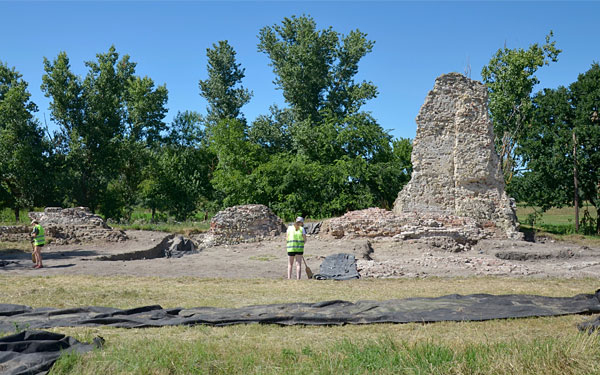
[482,32,600,235]
[1,17,598,234]
[0,15,412,223]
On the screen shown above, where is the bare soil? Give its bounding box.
[1,230,600,279]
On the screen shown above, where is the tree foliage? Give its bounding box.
[41,46,168,217]
[515,63,600,234]
[199,40,252,128]
[481,32,561,184]
[0,62,47,220]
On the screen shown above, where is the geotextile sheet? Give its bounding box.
[313,253,360,280]
[1,291,599,332]
[0,330,99,375]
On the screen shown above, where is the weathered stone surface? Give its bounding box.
[28,207,127,244]
[323,208,483,251]
[0,226,30,242]
[393,73,521,239]
[196,204,286,246]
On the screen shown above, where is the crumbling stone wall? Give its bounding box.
[323,208,483,251]
[393,73,521,239]
[0,226,30,242]
[197,204,286,246]
[28,207,127,244]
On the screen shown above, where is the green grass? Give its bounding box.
[516,204,599,239]
[1,276,599,374]
[111,221,211,235]
[0,207,37,225]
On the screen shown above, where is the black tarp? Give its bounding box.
[1,290,599,332]
[578,315,600,334]
[0,330,100,375]
[313,253,360,280]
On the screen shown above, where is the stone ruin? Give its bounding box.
[27,207,128,244]
[195,204,286,247]
[323,73,522,251]
[393,73,521,239]
[325,208,483,252]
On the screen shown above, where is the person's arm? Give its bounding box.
[302,227,307,242]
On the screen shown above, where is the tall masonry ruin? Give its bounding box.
[393,73,521,239]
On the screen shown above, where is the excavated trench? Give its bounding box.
[495,249,576,261]
[96,234,198,261]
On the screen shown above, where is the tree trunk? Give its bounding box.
[151,207,156,223]
[13,206,20,223]
[573,131,579,233]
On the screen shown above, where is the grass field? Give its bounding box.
[517,204,598,233]
[1,276,599,374]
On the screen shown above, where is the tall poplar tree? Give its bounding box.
[0,62,47,221]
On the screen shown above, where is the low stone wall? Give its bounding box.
[0,226,30,242]
[28,207,127,245]
[322,208,487,252]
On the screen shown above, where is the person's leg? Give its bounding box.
[288,255,295,279]
[34,246,43,268]
[295,254,302,279]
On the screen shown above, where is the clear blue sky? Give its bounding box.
[1,1,598,140]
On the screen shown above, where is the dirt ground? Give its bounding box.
[1,230,600,279]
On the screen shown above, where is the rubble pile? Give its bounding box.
[197,204,286,246]
[356,253,533,278]
[324,208,484,251]
[28,207,127,244]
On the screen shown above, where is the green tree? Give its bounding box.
[42,46,168,218]
[516,87,573,210]
[249,15,410,217]
[167,110,204,147]
[0,62,47,221]
[139,110,215,221]
[257,14,377,124]
[209,118,264,207]
[481,32,561,184]
[199,40,252,129]
[517,63,600,234]
[570,63,600,234]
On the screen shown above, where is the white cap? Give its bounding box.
[295,217,304,223]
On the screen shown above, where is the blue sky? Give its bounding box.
[1,1,598,140]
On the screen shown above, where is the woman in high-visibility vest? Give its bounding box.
[286,217,307,279]
[30,220,45,269]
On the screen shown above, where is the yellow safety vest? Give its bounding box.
[286,226,304,252]
[34,224,45,246]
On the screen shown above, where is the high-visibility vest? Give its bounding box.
[286,226,304,253]
[34,225,45,246]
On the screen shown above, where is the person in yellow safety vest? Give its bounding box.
[30,220,45,269]
[286,216,307,279]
